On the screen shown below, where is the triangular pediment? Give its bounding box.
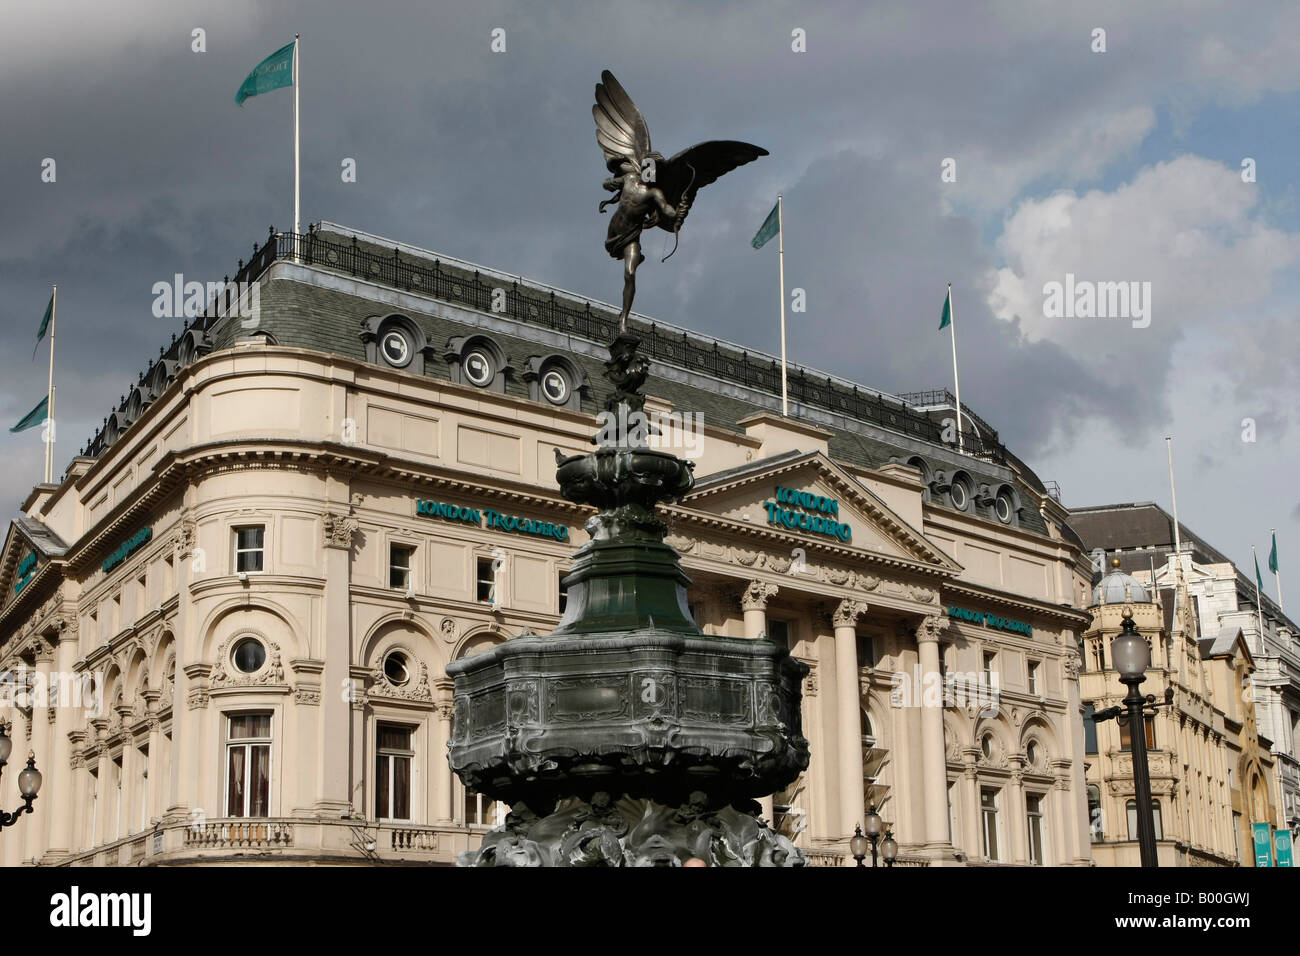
[680,451,960,572]
[0,518,66,615]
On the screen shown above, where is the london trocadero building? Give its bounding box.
[0,224,1095,866]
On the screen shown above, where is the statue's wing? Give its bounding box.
[593,70,651,170]
[659,141,768,206]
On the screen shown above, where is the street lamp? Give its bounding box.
[880,830,898,867]
[851,805,886,867]
[0,724,42,831]
[1090,608,1163,867]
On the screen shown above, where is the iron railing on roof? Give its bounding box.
[217,228,1008,464]
[896,387,1000,444]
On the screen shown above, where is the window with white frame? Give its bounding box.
[981,787,1000,861]
[466,786,505,827]
[1026,792,1046,865]
[375,723,414,820]
[1027,659,1040,695]
[225,713,272,817]
[476,557,497,604]
[389,544,414,590]
[233,525,265,573]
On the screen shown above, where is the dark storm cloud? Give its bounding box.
[2,0,1298,518]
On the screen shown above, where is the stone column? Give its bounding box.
[30,641,55,858]
[916,614,955,858]
[91,721,111,848]
[43,625,79,860]
[433,680,455,824]
[1007,765,1028,863]
[1061,650,1092,863]
[318,511,358,814]
[833,599,867,837]
[168,518,200,819]
[962,751,981,858]
[742,581,779,822]
[143,693,162,824]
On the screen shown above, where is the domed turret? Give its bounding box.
[1093,557,1150,605]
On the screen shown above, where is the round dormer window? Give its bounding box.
[383,650,411,686]
[464,348,495,387]
[232,637,267,674]
[995,492,1014,523]
[381,328,413,368]
[541,367,570,405]
[949,480,969,511]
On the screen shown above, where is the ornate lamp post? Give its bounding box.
[1090,609,1165,867]
[0,724,43,831]
[851,805,886,866]
[881,830,898,867]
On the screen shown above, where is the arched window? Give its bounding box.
[1125,799,1163,841]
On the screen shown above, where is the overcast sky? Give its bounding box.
[3,0,1298,593]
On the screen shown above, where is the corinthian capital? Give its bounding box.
[323,512,359,550]
[832,599,868,629]
[741,580,779,612]
[916,614,950,644]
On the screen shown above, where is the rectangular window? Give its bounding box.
[234,526,265,573]
[137,572,148,620]
[466,787,501,827]
[225,713,271,818]
[1026,793,1045,865]
[375,724,413,820]
[1233,811,1243,863]
[981,788,1000,861]
[1119,714,1156,751]
[558,572,569,614]
[111,754,123,842]
[769,619,790,649]
[856,634,876,669]
[982,651,996,682]
[389,544,414,590]
[477,557,497,603]
[1027,659,1040,695]
[1087,786,1104,842]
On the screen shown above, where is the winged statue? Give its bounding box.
[593,70,768,332]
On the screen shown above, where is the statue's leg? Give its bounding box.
[619,241,640,331]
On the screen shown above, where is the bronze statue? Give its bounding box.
[593,70,767,331]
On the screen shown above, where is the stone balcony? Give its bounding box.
[53,818,491,866]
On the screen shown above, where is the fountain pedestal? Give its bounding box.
[447,335,810,866]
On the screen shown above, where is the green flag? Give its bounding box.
[1269,532,1279,574]
[9,396,48,433]
[751,201,779,249]
[1255,552,1264,592]
[35,292,53,346]
[939,286,952,330]
[236,41,295,105]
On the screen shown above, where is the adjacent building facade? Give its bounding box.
[1072,503,1296,865]
[0,223,1094,866]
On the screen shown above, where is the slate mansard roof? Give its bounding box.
[74,223,1064,540]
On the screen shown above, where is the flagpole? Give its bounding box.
[1253,545,1265,639]
[947,283,964,452]
[293,34,301,259]
[777,194,788,417]
[44,285,57,484]
[1165,436,1183,561]
[1272,528,1284,612]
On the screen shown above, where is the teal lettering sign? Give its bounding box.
[1253,823,1274,867]
[1275,829,1294,867]
[948,605,1033,638]
[103,527,153,574]
[763,486,852,542]
[14,552,38,595]
[416,499,569,542]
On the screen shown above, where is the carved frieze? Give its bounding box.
[369,661,435,703]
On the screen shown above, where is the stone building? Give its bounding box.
[1072,502,1300,857]
[0,223,1093,866]
[1075,532,1287,865]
